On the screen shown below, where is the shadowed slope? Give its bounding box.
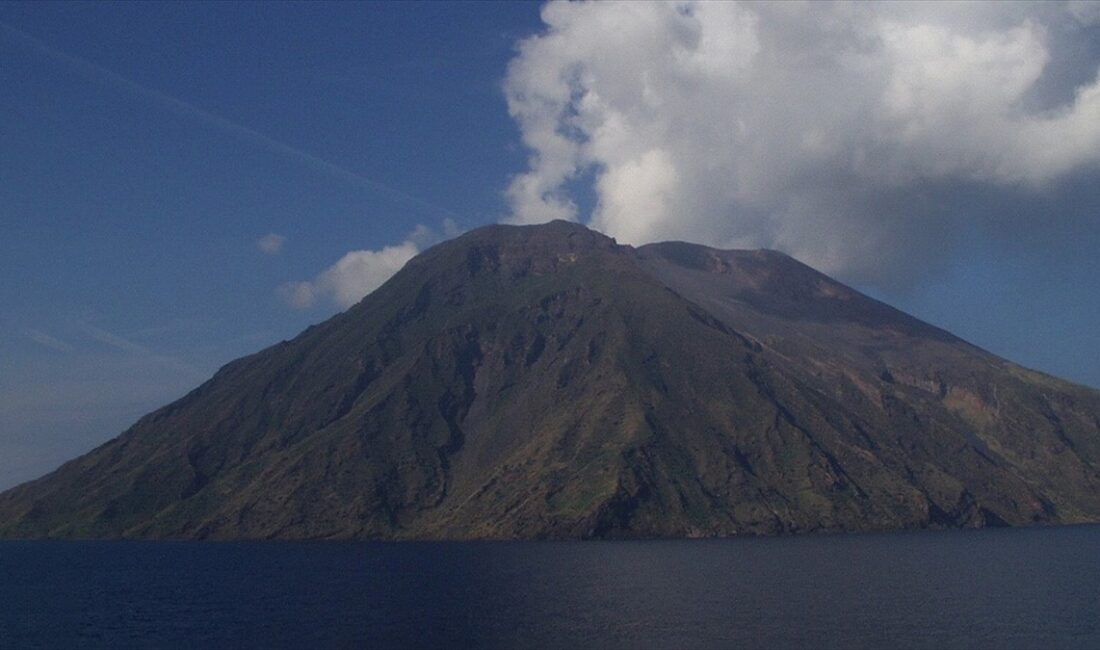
[2,221,1099,539]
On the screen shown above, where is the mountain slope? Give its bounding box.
[2,221,1100,539]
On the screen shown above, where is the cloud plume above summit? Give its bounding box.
[503,1,1100,286]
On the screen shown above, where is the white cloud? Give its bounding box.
[502,1,1100,285]
[279,221,460,310]
[257,233,286,255]
[280,242,417,309]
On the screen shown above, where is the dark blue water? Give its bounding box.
[2,526,1099,649]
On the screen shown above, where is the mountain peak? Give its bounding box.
[2,220,1099,540]
[450,219,616,248]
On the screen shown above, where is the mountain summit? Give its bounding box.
[3,221,1100,539]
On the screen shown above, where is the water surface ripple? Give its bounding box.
[2,525,1099,649]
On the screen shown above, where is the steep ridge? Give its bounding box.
[2,221,1099,539]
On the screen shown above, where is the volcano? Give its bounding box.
[3,220,1100,539]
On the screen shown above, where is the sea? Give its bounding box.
[2,525,1099,649]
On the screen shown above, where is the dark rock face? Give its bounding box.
[3,220,1100,539]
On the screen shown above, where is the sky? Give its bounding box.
[2,1,1099,490]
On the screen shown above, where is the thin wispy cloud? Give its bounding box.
[79,323,209,381]
[24,329,74,353]
[0,21,461,224]
[82,324,151,356]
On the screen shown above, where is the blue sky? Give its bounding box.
[2,1,1099,489]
